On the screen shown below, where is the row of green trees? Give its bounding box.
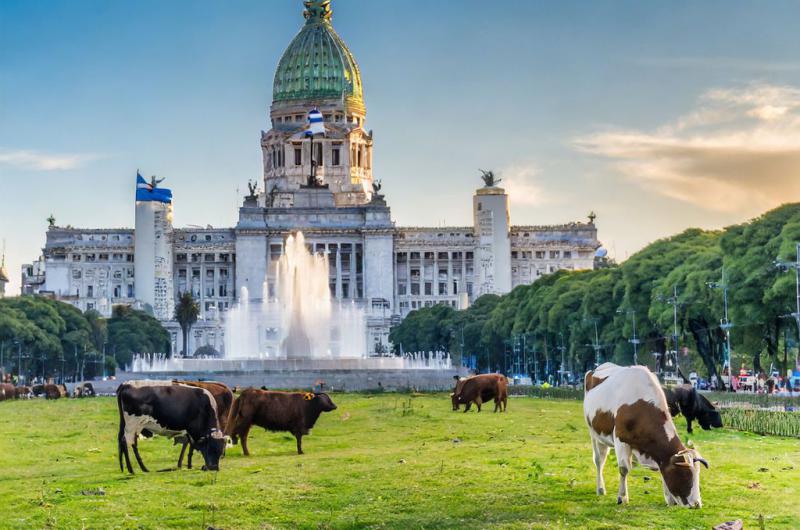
[0,297,170,382]
[389,204,800,386]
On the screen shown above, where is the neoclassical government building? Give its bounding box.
[22,0,600,355]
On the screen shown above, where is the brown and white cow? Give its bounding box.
[584,363,708,508]
[451,374,508,412]
[0,383,15,401]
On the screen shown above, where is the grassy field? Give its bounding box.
[0,394,797,530]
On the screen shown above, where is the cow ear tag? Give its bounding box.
[304,392,314,400]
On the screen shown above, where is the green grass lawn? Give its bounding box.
[0,394,797,529]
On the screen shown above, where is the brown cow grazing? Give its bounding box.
[0,383,15,401]
[584,363,708,507]
[15,386,32,399]
[44,384,62,399]
[451,374,508,412]
[226,389,337,455]
[172,380,234,468]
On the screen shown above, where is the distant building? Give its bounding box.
[23,0,601,356]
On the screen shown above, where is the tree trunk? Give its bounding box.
[688,317,725,390]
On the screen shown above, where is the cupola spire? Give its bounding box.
[304,0,332,24]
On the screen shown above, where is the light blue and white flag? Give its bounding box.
[305,108,325,136]
[136,172,172,204]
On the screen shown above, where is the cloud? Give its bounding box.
[0,149,102,171]
[497,163,558,207]
[574,83,800,213]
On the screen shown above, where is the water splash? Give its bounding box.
[223,232,366,359]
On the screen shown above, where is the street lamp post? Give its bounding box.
[774,242,800,370]
[584,317,603,368]
[616,308,640,365]
[557,332,567,385]
[707,270,733,379]
[656,286,681,374]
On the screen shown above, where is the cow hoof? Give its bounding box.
[617,496,628,505]
[597,488,605,495]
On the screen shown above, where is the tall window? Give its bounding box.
[294,148,302,166]
[332,147,341,166]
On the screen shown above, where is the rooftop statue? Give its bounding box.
[480,169,501,188]
[149,176,165,189]
[247,180,259,200]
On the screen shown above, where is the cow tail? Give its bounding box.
[226,395,242,443]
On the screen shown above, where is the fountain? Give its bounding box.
[125,232,465,390]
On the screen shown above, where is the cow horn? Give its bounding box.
[694,457,709,469]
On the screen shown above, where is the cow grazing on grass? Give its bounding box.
[451,374,508,412]
[0,383,15,401]
[43,384,62,400]
[15,386,32,399]
[663,385,722,434]
[584,363,709,508]
[73,382,96,398]
[226,389,337,455]
[116,381,226,474]
[171,380,233,469]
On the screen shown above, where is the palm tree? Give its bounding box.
[174,292,199,357]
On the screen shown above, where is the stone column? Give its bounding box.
[335,243,342,299]
[447,252,453,296]
[349,245,356,299]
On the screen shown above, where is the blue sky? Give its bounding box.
[3,0,800,294]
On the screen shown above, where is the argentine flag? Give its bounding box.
[136,172,173,204]
[305,108,325,136]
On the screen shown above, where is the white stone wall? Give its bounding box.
[134,201,174,320]
[473,189,511,296]
[234,233,268,302]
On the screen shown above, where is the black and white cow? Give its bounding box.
[116,381,226,474]
[584,363,709,508]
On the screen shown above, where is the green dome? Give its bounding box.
[273,1,364,113]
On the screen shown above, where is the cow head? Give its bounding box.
[696,394,723,430]
[660,448,708,508]
[195,428,226,471]
[309,392,338,412]
[450,392,460,411]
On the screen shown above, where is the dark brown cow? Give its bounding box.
[451,374,508,412]
[0,383,15,401]
[43,384,62,399]
[172,380,234,468]
[226,389,337,455]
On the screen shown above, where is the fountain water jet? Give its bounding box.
[224,232,366,359]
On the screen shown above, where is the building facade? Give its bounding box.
[22,0,601,356]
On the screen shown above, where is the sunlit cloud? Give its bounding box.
[574,83,800,213]
[497,163,558,207]
[0,149,102,171]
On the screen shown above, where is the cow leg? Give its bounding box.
[463,401,471,413]
[132,440,149,473]
[295,432,304,455]
[475,396,483,412]
[187,445,194,469]
[177,441,188,468]
[614,440,633,504]
[591,437,610,495]
[118,430,134,474]
[240,425,252,456]
[494,398,500,413]
[686,417,694,434]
